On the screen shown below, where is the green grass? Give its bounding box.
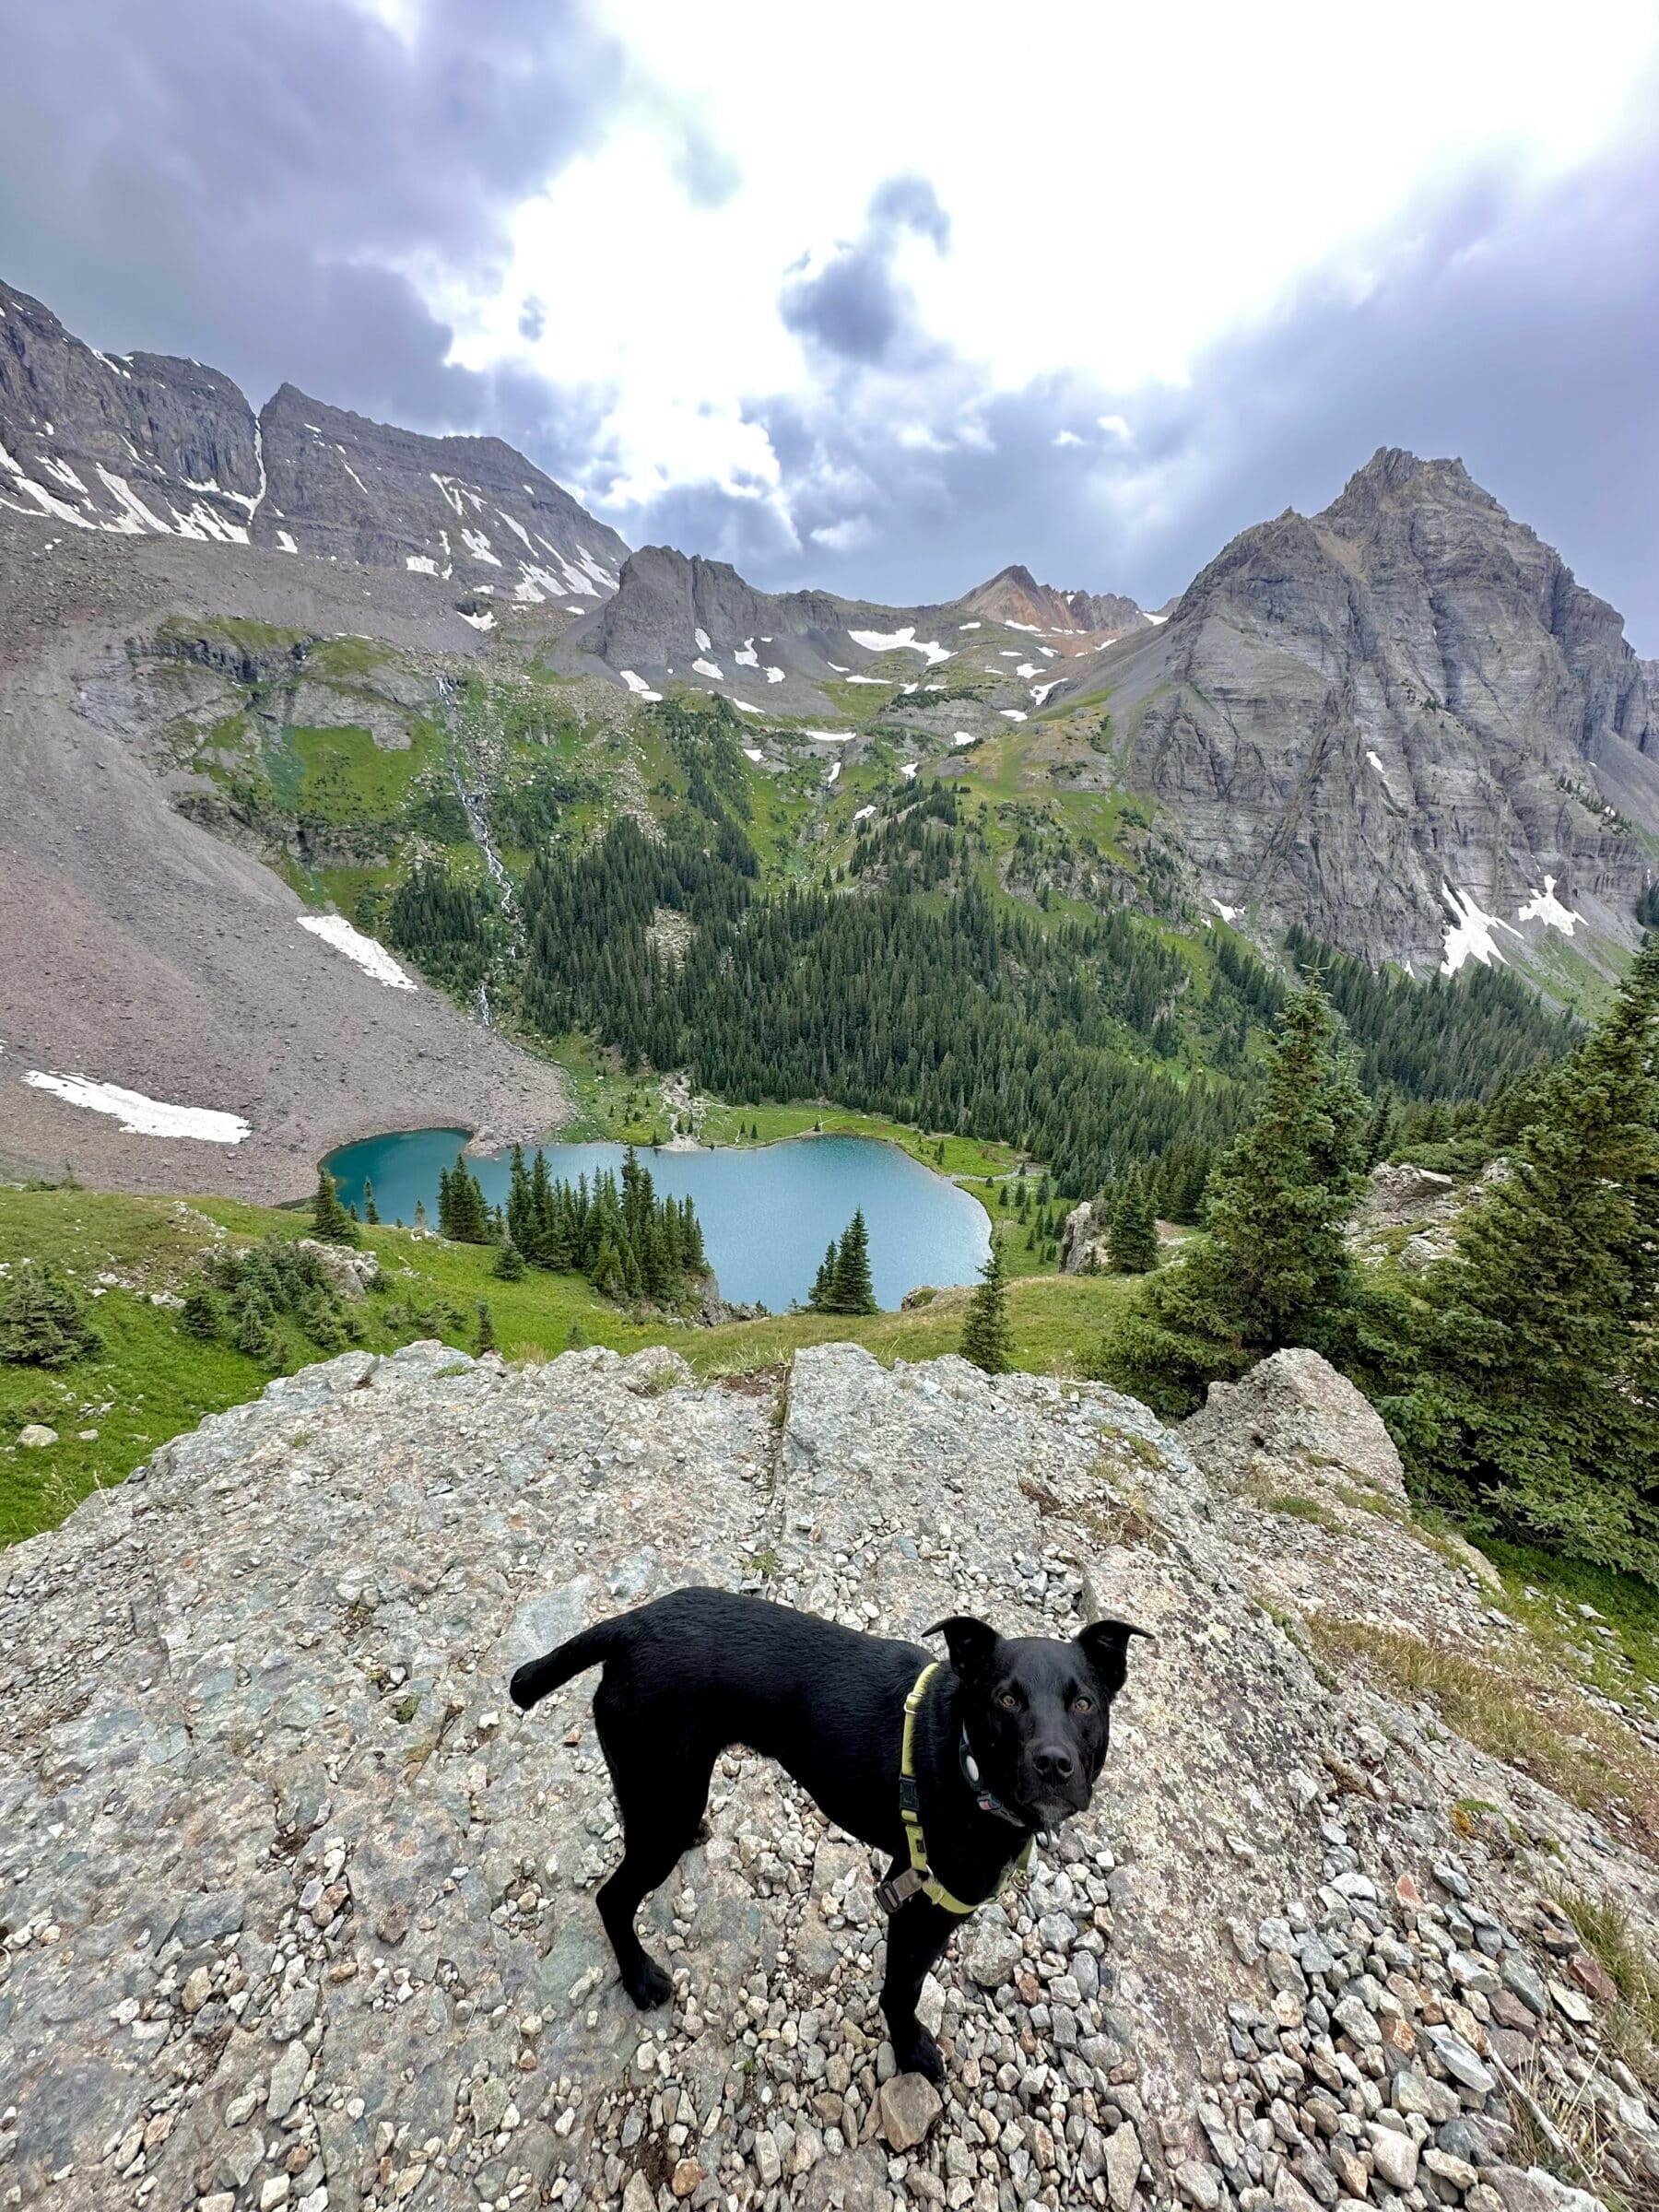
[1483,1538,1659,1703]
[1,1184,1129,1548]
[287,718,442,826]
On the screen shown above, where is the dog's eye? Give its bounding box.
[996,1689,1019,1711]
[1072,1695,1094,1712]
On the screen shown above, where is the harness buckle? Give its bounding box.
[876,1867,925,1915]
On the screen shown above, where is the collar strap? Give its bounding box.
[959,1725,1030,1830]
[877,1661,1034,1918]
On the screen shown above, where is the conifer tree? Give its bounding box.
[493,1237,526,1281]
[362,1178,381,1226]
[1109,1176,1159,1275]
[1391,937,1659,1578]
[180,1282,223,1340]
[827,1208,877,1314]
[566,1319,588,1350]
[0,1261,105,1368]
[312,1167,359,1246]
[959,1238,1014,1374]
[1098,976,1368,1414]
[477,1300,497,1355]
[807,1239,839,1312]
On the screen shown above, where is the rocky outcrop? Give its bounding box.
[2,1339,1653,2212]
[1060,1196,1113,1274]
[1182,1347,1407,1503]
[0,276,628,603]
[1063,449,1659,971]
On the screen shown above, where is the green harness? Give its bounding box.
[877,1660,1035,1917]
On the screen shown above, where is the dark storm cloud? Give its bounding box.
[0,0,628,433]
[626,124,1659,645]
[780,173,951,366]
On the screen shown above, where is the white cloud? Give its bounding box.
[421,0,1655,552]
[811,514,876,552]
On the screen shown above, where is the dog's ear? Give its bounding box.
[1075,1616,1153,1697]
[926,1614,1002,1682]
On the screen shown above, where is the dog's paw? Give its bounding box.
[623,1954,674,2009]
[893,2026,944,2085]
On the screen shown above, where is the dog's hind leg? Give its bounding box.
[593,1691,715,2010]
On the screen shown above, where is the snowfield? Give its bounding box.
[22,1071,251,1143]
[298,914,417,990]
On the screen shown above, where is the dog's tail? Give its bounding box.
[510,1619,623,1712]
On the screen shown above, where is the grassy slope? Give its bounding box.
[0,1185,1126,1547]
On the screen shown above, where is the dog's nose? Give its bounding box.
[1033,1745,1075,1783]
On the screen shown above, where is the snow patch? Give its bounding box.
[853,804,876,822]
[619,670,664,701]
[1366,750,1387,774]
[999,709,1028,722]
[1144,609,1171,625]
[692,657,724,681]
[1030,682,1060,706]
[734,641,759,667]
[900,762,919,781]
[958,621,982,630]
[276,530,299,554]
[803,729,855,742]
[1517,877,1582,935]
[406,553,440,575]
[845,675,888,685]
[848,626,951,665]
[23,1071,250,1143]
[826,760,841,784]
[298,914,417,990]
[1440,884,1523,974]
[459,608,496,631]
[460,527,501,568]
[695,627,712,652]
[1211,899,1239,924]
[743,747,765,763]
[951,732,979,747]
[765,666,784,683]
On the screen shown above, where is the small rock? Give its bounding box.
[1176,2158,1222,2210]
[877,2074,944,2153]
[17,1424,57,1448]
[1367,2125,1419,2191]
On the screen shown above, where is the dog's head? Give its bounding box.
[928,1613,1150,1830]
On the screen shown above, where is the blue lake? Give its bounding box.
[322,1129,991,1312]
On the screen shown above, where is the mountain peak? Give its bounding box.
[959,564,1147,637]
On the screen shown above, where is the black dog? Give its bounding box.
[510,1586,1147,2080]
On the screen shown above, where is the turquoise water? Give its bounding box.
[322,1129,991,1312]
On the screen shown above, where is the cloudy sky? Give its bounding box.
[4,0,1657,639]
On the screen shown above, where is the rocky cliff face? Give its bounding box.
[1064,450,1659,971]
[3,1339,1653,2212]
[256,383,628,604]
[0,276,627,603]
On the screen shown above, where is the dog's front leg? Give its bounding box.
[879,1895,957,2084]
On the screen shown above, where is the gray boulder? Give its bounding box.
[1182,1345,1407,1501]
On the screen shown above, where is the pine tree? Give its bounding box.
[363,1178,381,1226]
[312,1167,359,1246]
[1363,1091,1396,1169]
[1109,1176,1159,1274]
[959,1238,1014,1374]
[493,1238,526,1280]
[180,1282,223,1340]
[827,1208,877,1314]
[807,1239,839,1312]
[0,1261,104,1368]
[477,1300,497,1355]
[1391,937,1659,1579]
[1098,976,1368,1414]
[566,1318,588,1349]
